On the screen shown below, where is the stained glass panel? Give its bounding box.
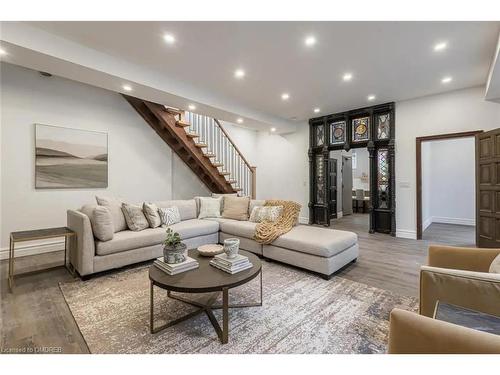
[315,154,325,204]
[352,117,370,142]
[314,125,325,147]
[377,113,390,140]
[377,149,389,209]
[330,121,346,145]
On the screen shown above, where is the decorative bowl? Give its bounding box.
[197,244,224,257]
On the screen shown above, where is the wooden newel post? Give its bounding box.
[251,166,257,199]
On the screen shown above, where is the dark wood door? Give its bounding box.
[476,128,500,247]
[328,159,337,219]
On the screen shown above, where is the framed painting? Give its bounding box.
[330,120,346,145]
[352,117,370,143]
[35,124,108,189]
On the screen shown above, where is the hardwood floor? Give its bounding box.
[1,215,475,353]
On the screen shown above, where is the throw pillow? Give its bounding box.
[121,203,149,231]
[143,202,161,228]
[222,196,250,221]
[159,206,181,226]
[211,193,238,211]
[198,197,222,219]
[92,206,114,241]
[96,196,127,232]
[489,253,500,273]
[249,205,283,223]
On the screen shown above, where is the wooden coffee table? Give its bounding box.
[149,249,262,344]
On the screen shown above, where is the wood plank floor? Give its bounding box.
[1,215,475,353]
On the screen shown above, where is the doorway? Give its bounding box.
[416,130,482,242]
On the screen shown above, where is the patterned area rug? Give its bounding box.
[60,261,417,354]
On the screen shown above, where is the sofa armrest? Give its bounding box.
[388,308,500,354]
[428,245,500,272]
[420,265,500,317]
[67,209,95,276]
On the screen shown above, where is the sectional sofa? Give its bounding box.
[67,198,358,279]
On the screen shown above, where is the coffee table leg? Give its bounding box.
[150,280,154,334]
[222,287,229,344]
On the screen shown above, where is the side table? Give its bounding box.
[8,227,76,292]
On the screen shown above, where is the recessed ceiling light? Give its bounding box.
[313,108,320,113]
[188,104,196,111]
[434,42,448,51]
[0,48,7,56]
[163,33,176,45]
[236,118,244,124]
[270,127,276,132]
[122,84,133,92]
[441,76,453,84]
[367,95,376,101]
[281,93,290,101]
[343,73,353,81]
[304,36,317,47]
[234,69,245,79]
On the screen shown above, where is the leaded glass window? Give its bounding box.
[315,154,325,204]
[352,117,370,142]
[377,149,389,209]
[314,125,325,146]
[377,113,390,140]
[330,121,346,145]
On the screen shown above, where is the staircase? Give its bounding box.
[123,95,256,198]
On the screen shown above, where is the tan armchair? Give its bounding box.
[388,245,500,354]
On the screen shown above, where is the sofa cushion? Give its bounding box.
[143,202,161,228]
[96,196,128,232]
[222,196,250,221]
[249,199,266,215]
[121,203,149,231]
[271,225,358,258]
[154,200,197,221]
[220,220,257,239]
[159,206,181,226]
[80,204,114,241]
[95,219,220,256]
[198,197,222,219]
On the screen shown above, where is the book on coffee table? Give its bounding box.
[154,256,199,275]
[210,259,253,274]
[210,253,253,274]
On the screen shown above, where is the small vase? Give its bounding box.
[163,242,187,264]
[223,238,240,259]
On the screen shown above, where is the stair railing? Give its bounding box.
[184,111,256,198]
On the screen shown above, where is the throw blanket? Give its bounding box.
[254,200,301,244]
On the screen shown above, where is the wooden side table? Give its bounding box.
[8,227,76,292]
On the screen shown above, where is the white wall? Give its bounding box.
[396,86,500,239]
[422,137,475,229]
[0,63,212,257]
[352,148,369,191]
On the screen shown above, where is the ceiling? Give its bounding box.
[2,21,500,131]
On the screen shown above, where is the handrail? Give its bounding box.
[213,118,255,170]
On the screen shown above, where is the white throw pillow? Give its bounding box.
[159,206,181,226]
[143,202,162,228]
[95,195,127,232]
[92,206,115,241]
[198,197,222,219]
[249,205,283,223]
[489,253,500,273]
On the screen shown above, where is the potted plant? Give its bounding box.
[163,228,187,264]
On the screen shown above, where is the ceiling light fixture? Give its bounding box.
[343,73,353,81]
[234,69,245,79]
[236,118,244,124]
[122,84,133,92]
[281,93,290,101]
[313,108,320,113]
[367,95,376,101]
[163,33,176,45]
[270,127,276,132]
[304,36,317,47]
[188,104,196,111]
[441,76,453,84]
[434,41,448,51]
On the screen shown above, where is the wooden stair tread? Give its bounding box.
[204,153,216,158]
[219,172,231,176]
[176,120,190,127]
[234,188,243,191]
[186,133,199,138]
[211,162,224,167]
[227,179,237,184]
[195,143,208,148]
[166,107,183,116]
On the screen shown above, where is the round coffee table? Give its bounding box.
[149,249,262,344]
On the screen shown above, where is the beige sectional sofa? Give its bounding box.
[67,198,358,279]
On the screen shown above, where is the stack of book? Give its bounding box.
[154,256,199,275]
[210,253,253,274]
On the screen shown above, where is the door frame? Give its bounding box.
[416,130,483,239]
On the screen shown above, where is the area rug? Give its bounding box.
[59,261,418,354]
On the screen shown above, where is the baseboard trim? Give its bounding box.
[0,239,65,260]
[396,229,417,240]
[431,216,475,226]
[423,217,433,231]
[337,211,343,219]
[298,216,309,224]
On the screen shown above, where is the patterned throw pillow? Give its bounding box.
[121,203,149,231]
[198,197,222,219]
[159,206,181,226]
[143,202,161,228]
[249,205,283,223]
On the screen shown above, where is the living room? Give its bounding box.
[1,0,500,372]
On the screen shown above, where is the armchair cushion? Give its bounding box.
[490,253,500,273]
[428,245,500,272]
